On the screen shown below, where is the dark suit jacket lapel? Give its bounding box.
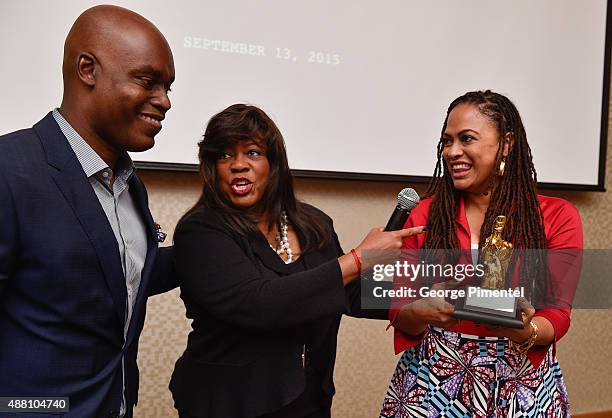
[34,112,126,329]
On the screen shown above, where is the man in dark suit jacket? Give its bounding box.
[0,5,176,418]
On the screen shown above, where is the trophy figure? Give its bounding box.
[481,216,513,289]
[453,215,523,328]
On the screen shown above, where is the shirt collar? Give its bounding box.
[52,108,135,180]
[112,154,136,184]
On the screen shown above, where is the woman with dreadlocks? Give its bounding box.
[380,90,582,417]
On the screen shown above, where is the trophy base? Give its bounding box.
[453,286,524,329]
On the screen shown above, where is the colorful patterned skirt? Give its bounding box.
[380,327,569,418]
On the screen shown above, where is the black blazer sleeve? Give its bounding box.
[174,211,350,330]
[331,229,389,320]
[148,246,176,296]
[0,163,16,295]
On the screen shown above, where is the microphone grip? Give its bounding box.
[384,205,410,231]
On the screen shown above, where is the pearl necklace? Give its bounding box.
[270,211,293,263]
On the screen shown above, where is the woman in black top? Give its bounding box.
[170,104,424,418]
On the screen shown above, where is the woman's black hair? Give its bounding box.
[185,104,331,251]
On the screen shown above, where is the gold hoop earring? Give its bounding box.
[498,158,506,177]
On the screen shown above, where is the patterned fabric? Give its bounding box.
[380,327,569,418]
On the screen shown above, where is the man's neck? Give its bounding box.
[58,104,120,170]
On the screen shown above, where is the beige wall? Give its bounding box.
[133,82,612,416]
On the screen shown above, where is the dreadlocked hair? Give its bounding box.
[424,90,549,304]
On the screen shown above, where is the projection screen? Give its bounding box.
[0,0,609,190]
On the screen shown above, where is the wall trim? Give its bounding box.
[574,410,612,418]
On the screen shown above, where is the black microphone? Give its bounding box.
[384,188,420,231]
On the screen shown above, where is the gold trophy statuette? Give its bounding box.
[454,215,523,328]
[480,215,513,289]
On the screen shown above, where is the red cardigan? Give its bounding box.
[389,195,583,367]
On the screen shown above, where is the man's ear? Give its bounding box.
[76,52,97,87]
[502,132,515,157]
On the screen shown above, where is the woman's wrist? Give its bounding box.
[395,304,428,336]
[338,253,360,286]
[509,321,538,355]
[509,324,533,344]
[350,248,362,276]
